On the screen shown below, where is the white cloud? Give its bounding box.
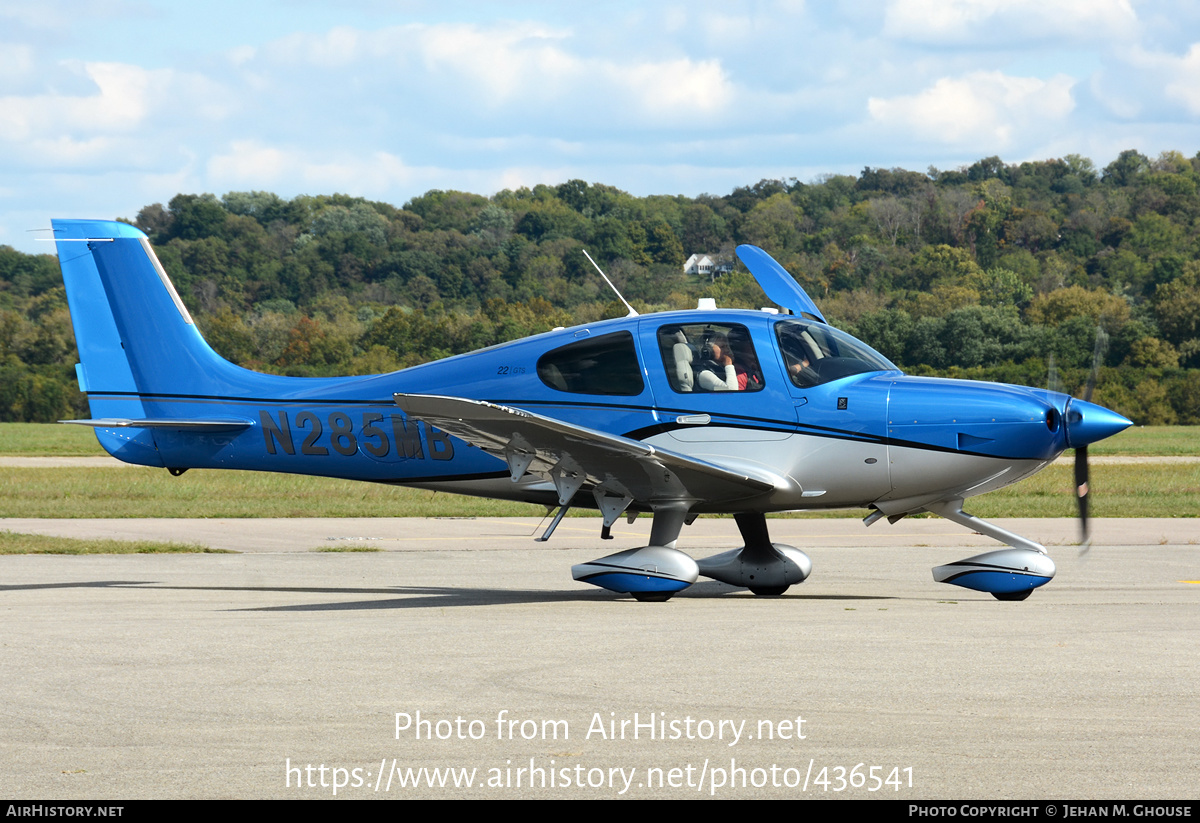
[207,140,428,196]
[227,44,256,67]
[0,42,35,81]
[19,136,128,167]
[0,62,155,141]
[206,140,292,184]
[1126,42,1200,117]
[0,60,233,147]
[606,58,732,117]
[1093,42,1200,120]
[883,0,1137,44]
[6,0,1200,256]
[1163,43,1200,115]
[868,71,1075,147]
[415,22,577,106]
[698,11,759,44]
[263,25,375,68]
[251,21,735,123]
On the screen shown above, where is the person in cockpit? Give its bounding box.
[698,333,759,391]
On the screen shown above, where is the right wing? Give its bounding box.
[394,393,776,516]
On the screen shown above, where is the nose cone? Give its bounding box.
[1065,399,1132,449]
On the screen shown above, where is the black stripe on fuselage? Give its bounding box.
[83,391,1040,461]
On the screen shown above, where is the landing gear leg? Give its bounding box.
[649,505,687,549]
[697,513,812,595]
[736,514,788,596]
[925,498,1056,599]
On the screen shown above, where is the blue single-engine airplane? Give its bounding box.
[52,218,1131,601]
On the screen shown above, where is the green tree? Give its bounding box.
[739,193,806,253]
[898,245,983,291]
[1103,150,1150,187]
[168,194,228,241]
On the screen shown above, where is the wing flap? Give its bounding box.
[394,393,776,507]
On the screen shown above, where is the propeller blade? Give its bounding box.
[1075,445,1090,552]
[1047,353,1061,396]
[1077,326,1108,554]
[1083,327,1109,403]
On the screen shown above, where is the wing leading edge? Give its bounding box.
[394,393,776,519]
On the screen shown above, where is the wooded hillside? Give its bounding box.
[3,149,1198,425]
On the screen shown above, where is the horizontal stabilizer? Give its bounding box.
[62,418,254,431]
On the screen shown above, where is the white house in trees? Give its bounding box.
[684,253,714,275]
[684,253,734,280]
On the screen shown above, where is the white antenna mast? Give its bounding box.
[582,249,638,317]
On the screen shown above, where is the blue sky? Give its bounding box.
[4,0,1200,253]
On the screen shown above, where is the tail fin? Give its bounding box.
[53,219,266,464]
[53,219,250,399]
[53,220,144,401]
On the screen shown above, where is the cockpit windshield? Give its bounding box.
[774,318,898,388]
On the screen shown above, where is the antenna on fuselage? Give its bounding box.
[582,250,638,317]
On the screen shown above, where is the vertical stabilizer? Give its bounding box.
[53,220,144,397]
[54,219,258,400]
[54,220,161,463]
[52,219,264,465]
[53,219,251,399]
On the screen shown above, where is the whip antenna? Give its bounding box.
[582,250,637,317]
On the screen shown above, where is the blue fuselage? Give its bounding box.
[88,309,1103,515]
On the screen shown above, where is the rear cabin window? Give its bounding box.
[536,331,644,396]
[656,323,765,393]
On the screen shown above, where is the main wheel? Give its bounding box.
[749,585,789,596]
[631,592,674,602]
[992,590,1032,601]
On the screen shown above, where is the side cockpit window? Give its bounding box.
[656,323,764,393]
[775,318,897,388]
[536,331,644,396]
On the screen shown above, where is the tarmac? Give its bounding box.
[1,515,1196,799]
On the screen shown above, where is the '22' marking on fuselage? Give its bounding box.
[258,410,456,461]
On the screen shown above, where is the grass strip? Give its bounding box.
[1,462,1195,519]
[0,466,548,519]
[0,423,108,457]
[314,545,384,552]
[0,423,1197,457]
[1089,426,1200,456]
[0,530,229,554]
